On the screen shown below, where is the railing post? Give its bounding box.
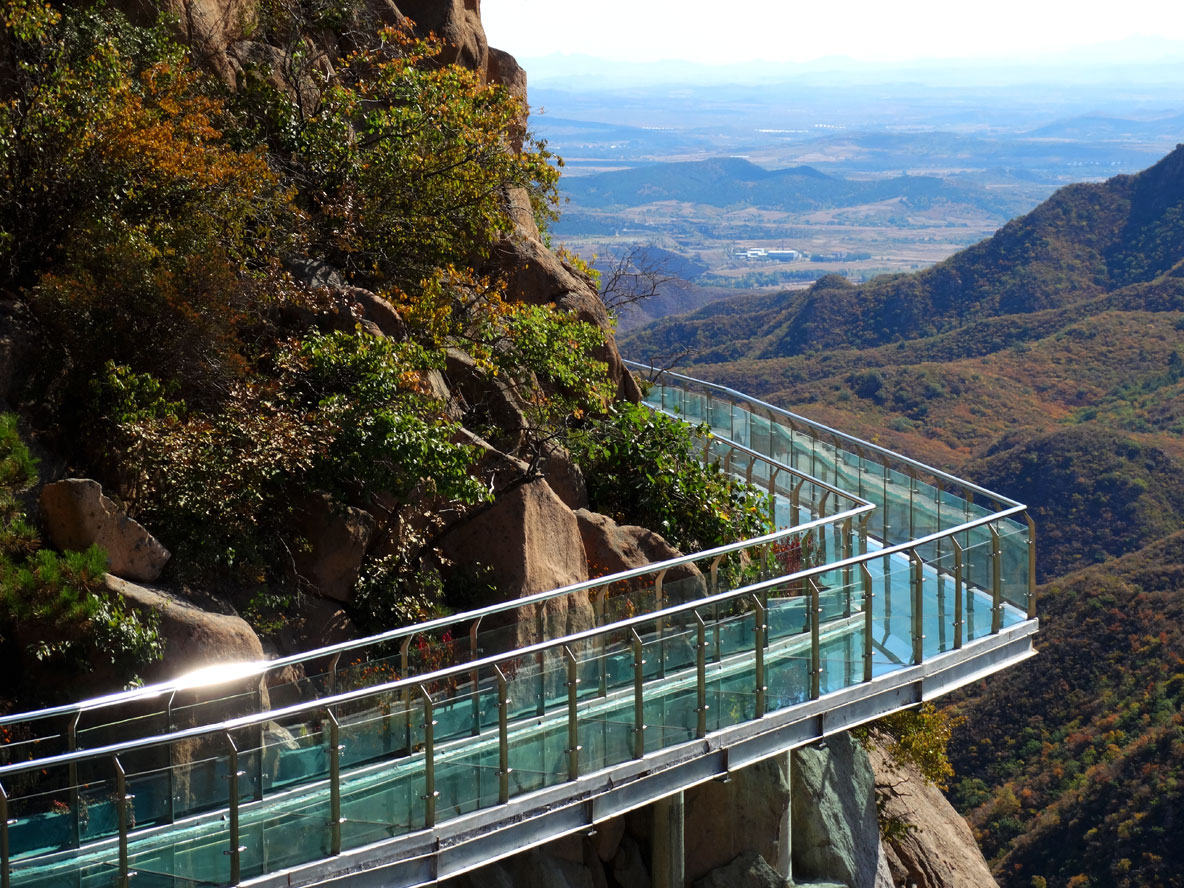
[909,549,924,665]
[327,651,341,695]
[254,683,266,802]
[694,613,708,739]
[328,709,342,856]
[654,568,667,679]
[225,735,242,885]
[420,686,437,829]
[631,630,646,759]
[166,689,177,823]
[66,712,80,848]
[535,607,547,717]
[470,617,483,736]
[791,477,804,524]
[841,517,853,618]
[1026,512,1038,619]
[596,588,609,697]
[767,466,780,528]
[808,579,821,700]
[114,755,131,888]
[753,595,767,718]
[1,780,10,888]
[906,467,918,540]
[860,563,874,682]
[881,456,891,544]
[858,512,870,556]
[565,646,581,781]
[990,525,1003,634]
[953,539,964,649]
[400,637,413,752]
[710,554,724,662]
[495,666,511,804]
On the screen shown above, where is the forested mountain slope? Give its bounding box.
[623,145,1184,366]
[624,148,1184,887]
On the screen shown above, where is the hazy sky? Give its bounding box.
[482,0,1184,65]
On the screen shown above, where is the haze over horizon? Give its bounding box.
[484,0,1184,83]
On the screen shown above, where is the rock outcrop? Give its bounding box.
[693,851,790,888]
[437,477,593,643]
[576,509,707,600]
[868,742,1000,888]
[792,735,894,888]
[685,755,792,883]
[106,575,264,676]
[293,494,376,603]
[39,478,170,582]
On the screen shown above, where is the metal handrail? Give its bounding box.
[0,502,1018,783]
[0,437,868,730]
[627,360,1025,510]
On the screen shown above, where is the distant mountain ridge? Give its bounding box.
[560,156,1031,217]
[623,145,1184,365]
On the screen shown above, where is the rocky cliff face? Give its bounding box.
[443,732,997,888]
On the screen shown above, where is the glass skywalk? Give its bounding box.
[0,367,1037,888]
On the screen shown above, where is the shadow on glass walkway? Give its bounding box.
[0,366,1038,888]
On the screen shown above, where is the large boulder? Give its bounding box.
[792,734,894,888]
[395,0,487,71]
[498,234,642,403]
[293,495,376,602]
[693,851,790,888]
[685,755,792,884]
[107,575,265,675]
[576,509,706,601]
[438,477,592,645]
[867,741,1000,888]
[39,478,170,582]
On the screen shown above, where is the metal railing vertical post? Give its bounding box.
[907,467,918,540]
[565,647,581,781]
[767,466,780,528]
[114,756,130,888]
[710,555,724,663]
[67,712,80,847]
[694,613,708,739]
[654,569,667,680]
[842,517,853,617]
[328,709,342,856]
[990,525,1003,634]
[470,617,483,736]
[166,690,177,823]
[1,781,10,888]
[753,596,767,718]
[254,683,266,802]
[400,637,413,752]
[860,563,874,682]
[596,587,609,697]
[808,579,821,700]
[953,540,964,649]
[327,651,341,696]
[225,735,242,885]
[909,549,924,665]
[495,667,510,805]
[420,686,437,829]
[535,607,547,717]
[1026,513,1038,619]
[631,630,646,759]
[881,456,891,544]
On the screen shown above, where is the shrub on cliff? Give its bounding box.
[569,402,771,554]
[0,414,160,700]
[0,1,597,602]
